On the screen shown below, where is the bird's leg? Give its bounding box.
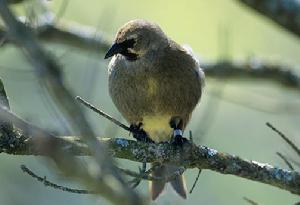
[129,122,154,143]
[170,118,188,146]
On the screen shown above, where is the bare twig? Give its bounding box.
[76,96,131,132]
[266,122,300,157]
[21,165,94,194]
[243,197,259,205]
[128,163,147,189]
[189,169,202,194]
[277,152,295,171]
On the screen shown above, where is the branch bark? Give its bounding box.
[1,124,299,196]
[237,0,300,37]
[0,92,298,197]
[0,97,299,197]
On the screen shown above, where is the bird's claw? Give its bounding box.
[171,129,188,146]
[172,135,188,147]
[130,123,154,143]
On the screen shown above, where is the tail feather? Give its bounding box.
[167,165,187,199]
[150,164,166,200]
[150,164,187,200]
[170,175,187,199]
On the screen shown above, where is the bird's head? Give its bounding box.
[104,19,168,61]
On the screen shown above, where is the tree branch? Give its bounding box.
[237,0,300,37]
[20,164,94,194]
[202,60,300,90]
[1,126,299,196]
[1,23,299,91]
[0,102,299,197]
[0,2,143,205]
[1,73,299,198]
[1,1,300,201]
[0,22,110,53]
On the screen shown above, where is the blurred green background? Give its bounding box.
[0,0,300,204]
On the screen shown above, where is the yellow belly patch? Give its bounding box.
[147,78,158,97]
[143,115,172,142]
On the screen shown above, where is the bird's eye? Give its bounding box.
[119,38,137,61]
[119,38,136,49]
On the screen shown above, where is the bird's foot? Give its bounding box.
[171,129,188,147]
[129,123,154,143]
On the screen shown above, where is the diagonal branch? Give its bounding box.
[0,104,299,197]
[0,2,143,205]
[237,0,300,37]
[267,122,300,157]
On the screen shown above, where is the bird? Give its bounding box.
[104,19,205,200]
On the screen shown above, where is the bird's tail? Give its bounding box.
[150,163,187,200]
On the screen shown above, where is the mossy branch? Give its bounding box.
[0,124,299,196]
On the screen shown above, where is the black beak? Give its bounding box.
[104,42,123,59]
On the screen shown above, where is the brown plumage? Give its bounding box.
[105,19,204,200]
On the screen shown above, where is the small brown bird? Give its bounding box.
[105,19,204,200]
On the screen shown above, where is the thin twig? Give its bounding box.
[243,197,259,205]
[128,163,147,189]
[21,165,94,194]
[189,169,202,194]
[76,96,131,132]
[276,152,295,171]
[266,122,300,157]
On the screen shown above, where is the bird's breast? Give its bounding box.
[147,77,158,98]
[108,55,202,142]
[142,115,172,142]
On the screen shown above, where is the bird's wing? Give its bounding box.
[182,44,205,88]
